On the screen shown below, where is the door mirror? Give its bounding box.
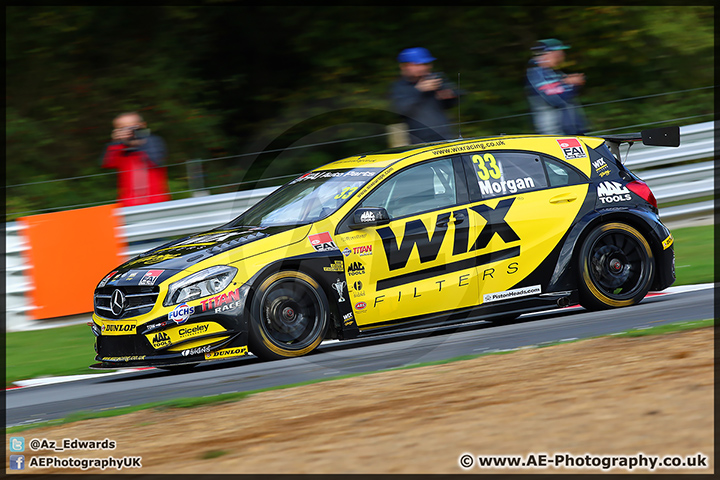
[349,207,390,229]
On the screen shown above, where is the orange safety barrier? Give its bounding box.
[18,204,127,320]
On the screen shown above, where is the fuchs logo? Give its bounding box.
[308,232,339,252]
[168,303,194,324]
[352,245,372,256]
[342,247,352,257]
[597,181,631,203]
[139,270,164,286]
[347,261,365,276]
[355,301,367,310]
[360,210,376,222]
[557,138,587,160]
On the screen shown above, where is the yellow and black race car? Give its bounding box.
[90,127,679,370]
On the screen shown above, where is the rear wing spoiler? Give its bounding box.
[599,126,680,163]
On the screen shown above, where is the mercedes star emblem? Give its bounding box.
[110,289,126,316]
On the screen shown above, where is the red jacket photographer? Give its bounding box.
[101,113,171,207]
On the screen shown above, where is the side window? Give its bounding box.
[361,157,456,219]
[543,156,586,187]
[462,151,548,200]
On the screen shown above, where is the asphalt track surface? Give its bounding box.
[6,285,713,429]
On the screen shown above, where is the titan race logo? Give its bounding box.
[376,198,520,290]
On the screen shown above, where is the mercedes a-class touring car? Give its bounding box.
[90,126,679,370]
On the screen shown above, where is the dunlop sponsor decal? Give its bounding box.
[101,321,136,336]
[205,346,249,360]
[662,234,674,250]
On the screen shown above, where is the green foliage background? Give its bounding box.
[5,6,714,220]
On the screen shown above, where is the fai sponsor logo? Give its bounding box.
[308,232,339,252]
[139,270,164,286]
[597,181,631,203]
[483,285,541,303]
[168,303,195,324]
[557,138,587,160]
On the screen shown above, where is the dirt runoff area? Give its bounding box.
[7,326,714,475]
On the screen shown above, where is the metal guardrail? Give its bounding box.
[5,122,714,330]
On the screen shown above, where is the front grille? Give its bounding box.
[94,286,159,319]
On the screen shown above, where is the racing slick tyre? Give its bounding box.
[578,222,655,311]
[248,270,329,361]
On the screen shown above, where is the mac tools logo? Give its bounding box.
[597,181,631,204]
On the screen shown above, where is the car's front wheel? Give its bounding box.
[578,222,655,310]
[249,270,329,360]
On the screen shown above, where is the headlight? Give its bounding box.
[164,266,238,307]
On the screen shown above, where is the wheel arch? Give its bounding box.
[245,257,343,341]
[550,209,664,292]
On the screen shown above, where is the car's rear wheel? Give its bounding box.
[578,222,655,310]
[249,270,329,360]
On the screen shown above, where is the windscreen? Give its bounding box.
[227,168,382,228]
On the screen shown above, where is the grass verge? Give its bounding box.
[6,318,713,434]
[671,224,713,286]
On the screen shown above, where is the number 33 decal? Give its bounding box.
[334,186,358,199]
[472,153,501,180]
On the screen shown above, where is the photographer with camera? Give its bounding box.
[390,47,458,144]
[101,111,170,207]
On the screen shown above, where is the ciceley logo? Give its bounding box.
[376,198,521,291]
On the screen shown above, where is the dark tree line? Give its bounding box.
[6,6,714,219]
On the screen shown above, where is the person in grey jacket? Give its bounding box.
[390,47,458,144]
[526,39,587,135]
